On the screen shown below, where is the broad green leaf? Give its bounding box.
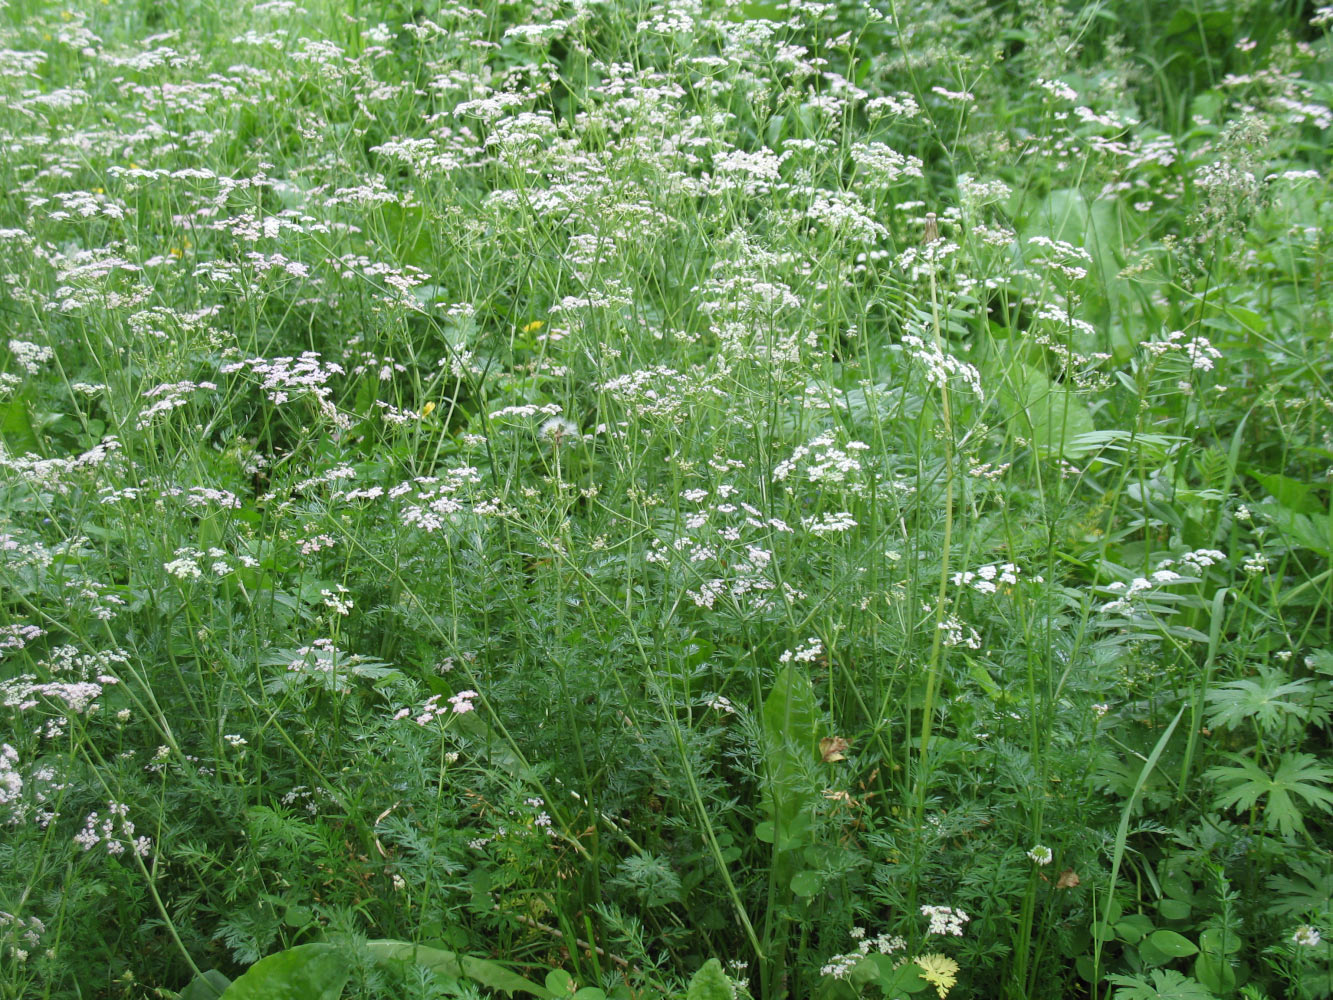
[760,666,821,853]
[1248,469,1324,513]
[1147,929,1197,958]
[1114,914,1154,944]
[790,870,822,897]
[546,969,574,994]
[686,959,736,1000]
[1002,364,1097,459]
[859,954,928,994]
[220,943,350,1000]
[0,393,40,455]
[1197,927,1241,956]
[367,940,553,997]
[1157,899,1191,921]
[180,970,231,1000]
[1193,952,1236,996]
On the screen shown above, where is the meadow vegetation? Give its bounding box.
[1,0,1332,997]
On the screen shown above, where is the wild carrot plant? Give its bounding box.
[1,0,1332,998]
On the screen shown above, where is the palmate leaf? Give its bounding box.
[1204,667,1323,734]
[1106,969,1216,1000]
[1205,752,1333,837]
[1264,859,1333,918]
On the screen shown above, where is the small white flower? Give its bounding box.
[538,416,579,444]
[1293,925,1321,948]
[1027,844,1053,865]
[703,693,735,714]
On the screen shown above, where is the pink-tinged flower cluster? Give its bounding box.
[74,802,151,859]
[394,689,478,725]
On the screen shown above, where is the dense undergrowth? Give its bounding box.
[1,0,1332,997]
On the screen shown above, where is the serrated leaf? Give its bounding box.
[1264,860,1333,917]
[1206,752,1333,837]
[1107,969,1217,1000]
[1205,667,1322,734]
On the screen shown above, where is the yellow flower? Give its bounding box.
[521,319,544,334]
[914,953,959,999]
[420,401,435,417]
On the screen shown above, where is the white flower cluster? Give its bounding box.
[1142,330,1223,372]
[393,689,478,725]
[702,693,735,714]
[921,905,970,936]
[0,744,23,819]
[1027,235,1092,281]
[1098,563,1206,614]
[74,802,151,859]
[0,622,45,653]
[1292,925,1322,948]
[938,615,982,649]
[1243,552,1269,576]
[164,548,204,581]
[802,511,857,535]
[820,927,905,979]
[899,332,984,398]
[952,562,1029,595]
[220,352,344,405]
[1171,549,1226,573]
[774,430,871,495]
[849,141,923,187]
[780,637,823,664]
[7,339,54,374]
[0,910,46,966]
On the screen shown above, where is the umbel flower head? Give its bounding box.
[1027,844,1053,865]
[539,416,579,446]
[915,953,959,998]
